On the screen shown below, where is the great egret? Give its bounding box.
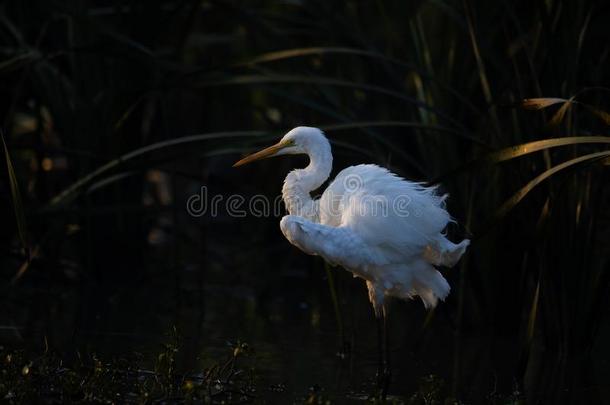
[234,126,469,396]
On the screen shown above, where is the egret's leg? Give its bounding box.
[376,315,384,389]
[381,305,392,400]
[373,306,392,400]
[369,281,385,396]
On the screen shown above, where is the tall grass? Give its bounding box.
[1,0,608,402]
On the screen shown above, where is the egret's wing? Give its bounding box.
[320,164,453,262]
[279,215,387,275]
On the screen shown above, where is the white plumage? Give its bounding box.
[234,126,469,317]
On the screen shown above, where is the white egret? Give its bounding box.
[234,126,469,396]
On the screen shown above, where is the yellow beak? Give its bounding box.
[232,141,290,167]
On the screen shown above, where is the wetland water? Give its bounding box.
[1,177,609,403]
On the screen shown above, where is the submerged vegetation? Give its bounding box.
[1,0,609,403]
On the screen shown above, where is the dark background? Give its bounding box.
[1,0,609,403]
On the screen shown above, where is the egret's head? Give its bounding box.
[233,126,328,167]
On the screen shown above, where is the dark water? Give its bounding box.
[2,179,609,403]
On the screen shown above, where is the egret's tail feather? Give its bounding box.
[443,239,470,267]
[423,237,470,267]
[411,261,450,309]
[412,280,437,309]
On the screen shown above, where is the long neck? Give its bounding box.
[282,143,332,219]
